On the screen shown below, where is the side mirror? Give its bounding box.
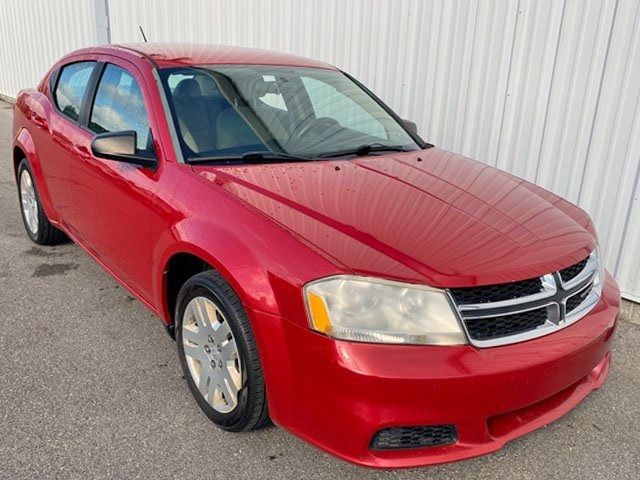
[91,131,157,169]
[402,119,418,135]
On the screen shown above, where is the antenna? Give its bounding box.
[139,25,148,43]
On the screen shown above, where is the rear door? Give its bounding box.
[70,59,162,302]
[43,61,96,226]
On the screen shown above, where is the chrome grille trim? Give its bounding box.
[457,274,557,315]
[449,250,602,348]
[560,253,598,289]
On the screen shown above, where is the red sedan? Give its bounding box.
[12,43,620,468]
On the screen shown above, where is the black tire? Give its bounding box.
[17,158,66,245]
[175,270,269,431]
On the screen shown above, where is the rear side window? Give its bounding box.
[89,64,152,151]
[54,62,95,121]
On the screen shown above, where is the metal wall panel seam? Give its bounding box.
[533,0,568,184]
[576,0,620,205]
[492,0,524,168]
[613,155,640,277]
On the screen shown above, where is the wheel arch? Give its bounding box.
[13,145,26,182]
[13,128,59,223]
[162,251,212,338]
[156,230,279,338]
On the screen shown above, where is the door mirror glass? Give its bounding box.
[91,131,157,168]
[92,130,136,156]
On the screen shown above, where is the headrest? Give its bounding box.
[238,76,279,99]
[255,79,279,97]
[194,74,219,97]
[173,78,201,100]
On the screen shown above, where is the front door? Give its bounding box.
[70,61,161,303]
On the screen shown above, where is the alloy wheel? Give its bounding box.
[181,296,243,413]
[19,169,39,235]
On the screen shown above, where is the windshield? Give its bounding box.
[159,65,421,162]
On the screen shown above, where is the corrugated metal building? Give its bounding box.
[1,0,638,300]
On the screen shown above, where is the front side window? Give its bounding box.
[89,64,152,151]
[54,62,95,121]
[160,66,419,161]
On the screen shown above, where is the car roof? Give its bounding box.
[85,43,337,70]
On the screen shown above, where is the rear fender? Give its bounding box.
[14,126,59,223]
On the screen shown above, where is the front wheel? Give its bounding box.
[175,270,269,431]
[17,159,66,245]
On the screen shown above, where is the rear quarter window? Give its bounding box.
[53,62,95,121]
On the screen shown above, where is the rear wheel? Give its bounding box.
[175,270,269,431]
[17,159,66,245]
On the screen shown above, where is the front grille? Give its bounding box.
[370,425,457,450]
[464,308,548,341]
[450,278,543,305]
[450,252,600,347]
[566,283,592,313]
[560,257,588,283]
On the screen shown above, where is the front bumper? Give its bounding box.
[250,274,620,468]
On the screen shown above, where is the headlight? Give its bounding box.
[303,276,467,345]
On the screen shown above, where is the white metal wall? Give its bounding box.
[1,0,639,300]
[0,0,108,100]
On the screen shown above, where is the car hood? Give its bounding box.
[194,148,596,288]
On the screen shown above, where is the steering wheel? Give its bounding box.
[294,117,341,139]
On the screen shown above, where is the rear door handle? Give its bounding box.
[32,114,47,129]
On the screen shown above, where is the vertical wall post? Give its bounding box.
[94,0,111,44]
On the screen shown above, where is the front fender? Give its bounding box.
[153,218,293,325]
[151,203,343,327]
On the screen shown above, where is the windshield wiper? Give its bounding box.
[188,151,314,165]
[317,143,415,158]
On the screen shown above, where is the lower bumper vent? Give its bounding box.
[370,425,457,450]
